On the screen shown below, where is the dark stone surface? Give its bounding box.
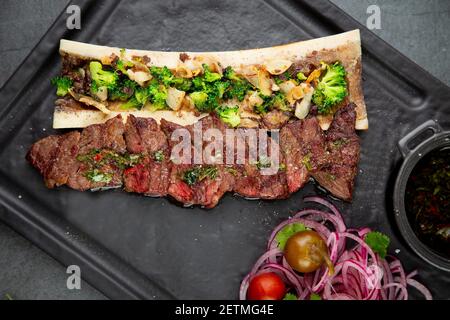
[0,0,448,299]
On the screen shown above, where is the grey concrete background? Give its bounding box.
[0,0,448,299]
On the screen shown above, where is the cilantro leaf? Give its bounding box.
[275,223,308,250]
[365,231,390,259]
[310,293,322,300]
[283,293,297,300]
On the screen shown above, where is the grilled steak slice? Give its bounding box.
[312,103,360,201]
[161,115,234,208]
[233,129,289,199]
[79,116,126,155]
[69,116,127,191]
[45,131,81,188]
[123,115,170,196]
[27,132,80,188]
[280,117,327,194]
[125,115,167,154]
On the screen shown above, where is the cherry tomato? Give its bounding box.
[284,230,334,274]
[247,272,286,300]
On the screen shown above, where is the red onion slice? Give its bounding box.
[240,197,432,300]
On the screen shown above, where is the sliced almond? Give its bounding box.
[184,59,203,76]
[69,89,110,114]
[175,64,194,78]
[194,55,222,75]
[278,80,297,95]
[306,68,321,84]
[265,59,292,75]
[257,68,272,96]
[291,86,305,100]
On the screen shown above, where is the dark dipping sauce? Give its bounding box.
[405,147,450,258]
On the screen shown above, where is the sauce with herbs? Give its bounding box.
[405,147,450,257]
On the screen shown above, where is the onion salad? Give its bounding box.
[239,196,432,300]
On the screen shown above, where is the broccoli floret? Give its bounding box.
[222,66,252,102]
[202,64,222,82]
[147,82,168,110]
[254,92,289,114]
[214,81,230,99]
[312,62,347,114]
[121,79,168,111]
[120,86,149,110]
[115,59,134,74]
[51,76,73,96]
[120,97,141,110]
[216,106,241,127]
[186,65,252,112]
[188,68,228,112]
[223,66,241,82]
[150,66,174,86]
[89,61,118,91]
[171,77,192,91]
[271,92,291,112]
[225,80,251,102]
[190,91,209,110]
[109,79,137,101]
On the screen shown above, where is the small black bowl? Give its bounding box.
[393,120,450,272]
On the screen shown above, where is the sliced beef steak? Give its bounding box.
[123,115,170,196]
[161,115,234,208]
[125,115,167,154]
[312,103,360,201]
[280,117,327,194]
[45,131,80,188]
[69,116,127,191]
[27,132,80,188]
[79,116,126,155]
[233,129,289,199]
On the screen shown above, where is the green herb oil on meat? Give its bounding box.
[182,166,218,186]
[405,147,450,257]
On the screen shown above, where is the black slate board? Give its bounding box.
[0,0,449,299]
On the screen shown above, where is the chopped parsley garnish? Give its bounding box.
[332,138,348,148]
[225,166,238,176]
[302,154,312,171]
[153,150,165,163]
[365,231,390,259]
[275,223,309,250]
[77,149,141,169]
[182,166,218,186]
[85,169,112,183]
[256,156,272,170]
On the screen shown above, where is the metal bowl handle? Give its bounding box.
[398,120,442,158]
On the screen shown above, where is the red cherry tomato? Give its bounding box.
[247,272,286,300]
